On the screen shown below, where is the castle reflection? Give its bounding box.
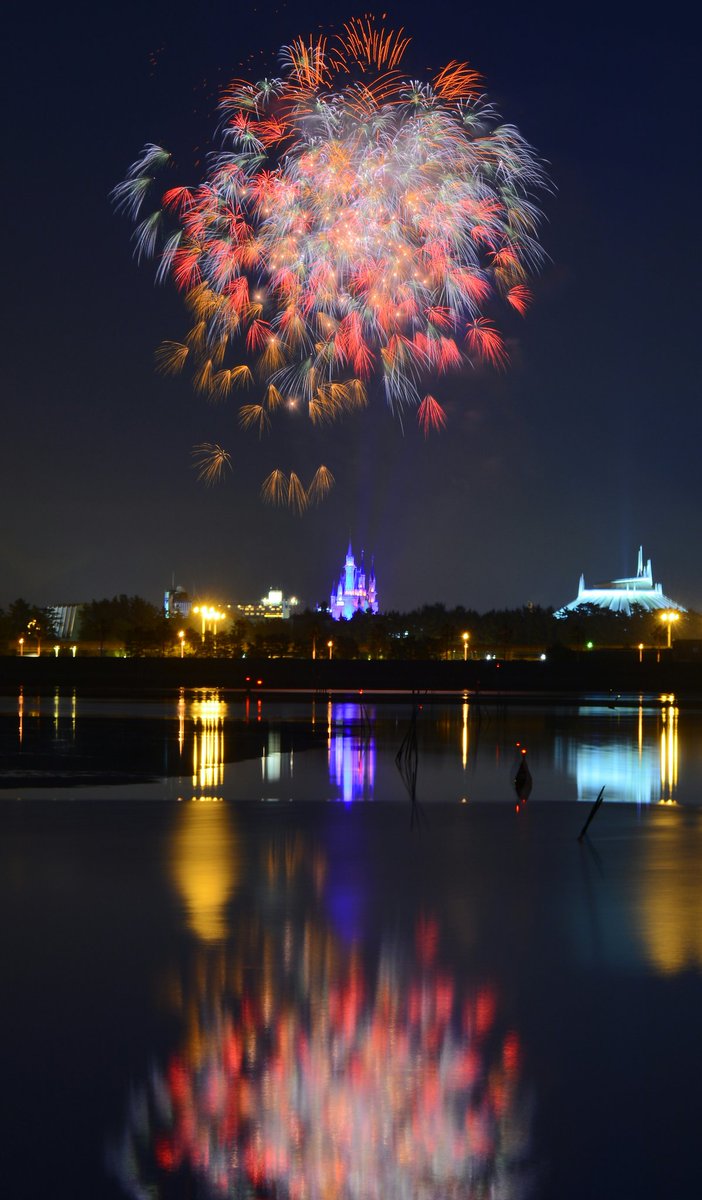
[328,702,376,802]
[121,829,530,1199]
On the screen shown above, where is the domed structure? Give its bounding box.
[555,547,685,618]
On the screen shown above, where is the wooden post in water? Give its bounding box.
[578,786,605,841]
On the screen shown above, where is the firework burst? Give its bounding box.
[191,442,232,485]
[115,17,547,509]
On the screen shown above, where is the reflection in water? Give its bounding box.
[639,817,702,975]
[190,692,227,792]
[559,700,680,806]
[170,800,239,942]
[328,702,376,802]
[15,687,77,750]
[262,728,283,782]
[177,688,185,754]
[659,700,678,803]
[119,835,530,1199]
[4,689,694,809]
[462,698,469,770]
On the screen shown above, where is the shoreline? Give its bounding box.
[1,650,701,700]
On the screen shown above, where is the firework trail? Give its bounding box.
[191,442,232,485]
[115,17,547,510]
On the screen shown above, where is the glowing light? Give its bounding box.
[170,797,238,942]
[191,691,227,790]
[192,604,226,644]
[461,699,469,768]
[660,610,680,649]
[115,17,546,506]
[638,818,702,974]
[328,702,376,802]
[116,901,530,1194]
[659,700,678,802]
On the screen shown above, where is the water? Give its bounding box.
[1,689,701,1199]
[0,689,692,805]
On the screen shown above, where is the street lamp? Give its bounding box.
[27,620,41,657]
[327,640,334,660]
[18,637,24,656]
[192,605,206,643]
[462,631,470,661]
[193,605,225,645]
[660,610,680,649]
[178,629,185,659]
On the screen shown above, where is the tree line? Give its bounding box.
[2,596,700,658]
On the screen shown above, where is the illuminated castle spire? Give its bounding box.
[330,541,379,620]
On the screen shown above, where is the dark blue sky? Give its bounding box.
[2,1,700,612]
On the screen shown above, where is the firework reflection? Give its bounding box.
[118,834,530,1198]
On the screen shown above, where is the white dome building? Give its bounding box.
[555,547,686,618]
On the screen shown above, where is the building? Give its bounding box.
[164,586,192,620]
[555,547,686,617]
[235,589,299,620]
[166,583,299,624]
[330,542,378,621]
[48,604,81,640]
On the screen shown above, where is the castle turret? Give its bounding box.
[328,541,379,620]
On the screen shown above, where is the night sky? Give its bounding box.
[3,1,700,613]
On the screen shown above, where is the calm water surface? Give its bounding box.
[1,690,701,1199]
[0,688,695,804]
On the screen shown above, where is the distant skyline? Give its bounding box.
[3,538,691,619]
[3,1,700,612]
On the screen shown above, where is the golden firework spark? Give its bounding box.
[307,465,335,504]
[192,443,232,485]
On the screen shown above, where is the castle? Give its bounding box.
[330,542,379,620]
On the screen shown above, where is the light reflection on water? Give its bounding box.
[116,819,529,1200]
[0,690,698,808]
[190,690,227,792]
[637,818,702,974]
[2,754,702,1200]
[170,798,237,942]
[328,701,376,803]
[554,699,679,806]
